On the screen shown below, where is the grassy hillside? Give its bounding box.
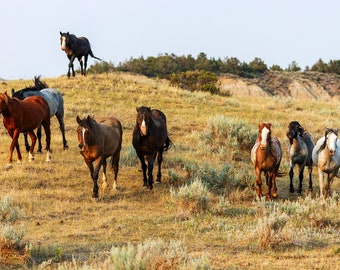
[0,73,339,269]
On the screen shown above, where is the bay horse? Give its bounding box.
[132,106,171,190]
[12,76,68,152]
[312,128,340,199]
[76,115,122,199]
[60,31,101,78]
[286,121,314,195]
[251,123,283,200]
[0,91,51,169]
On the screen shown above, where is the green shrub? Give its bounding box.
[170,178,210,215]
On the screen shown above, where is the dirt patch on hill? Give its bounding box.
[220,71,340,100]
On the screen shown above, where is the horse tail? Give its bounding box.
[164,136,172,151]
[89,50,102,61]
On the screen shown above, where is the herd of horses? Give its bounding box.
[251,121,340,201]
[0,31,339,201]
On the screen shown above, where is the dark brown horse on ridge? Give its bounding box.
[76,115,122,199]
[286,121,314,195]
[60,31,101,78]
[0,91,51,170]
[132,106,171,190]
[251,123,283,200]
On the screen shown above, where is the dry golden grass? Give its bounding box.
[0,73,339,269]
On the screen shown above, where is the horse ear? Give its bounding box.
[60,31,62,36]
[67,32,69,35]
[11,88,15,95]
[76,116,81,123]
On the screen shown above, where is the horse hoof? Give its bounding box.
[272,192,278,198]
[156,180,161,184]
[5,164,13,170]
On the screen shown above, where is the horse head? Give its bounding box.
[323,128,339,156]
[258,122,271,150]
[0,91,9,113]
[76,115,93,152]
[60,31,70,51]
[287,121,304,144]
[136,106,151,136]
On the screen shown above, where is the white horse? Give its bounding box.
[312,128,340,199]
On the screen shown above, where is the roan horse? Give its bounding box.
[286,121,315,195]
[251,123,283,200]
[132,106,171,190]
[12,76,68,152]
[0,91,51,169]
[60,31,101,78]
[76,115,123,199]
[312,128,340,199]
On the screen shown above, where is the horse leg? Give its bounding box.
[41,119,51,162]
[317,168,325,199]
[297,164,305,195]
[111,152,120,191]
[146,153,156,190]
[289,163,295,193]
[6,130,21,169]
[272,173,278,199]
[78,57,84,76]
[325,174,334,198]
[101,159,109,190]
[56,112,68,149]
[308,164,313,192]
[37,125,43,153]
[68,55,76,78]
[27,131,37,162]
[137,153,148,187]
[255,167,262,198]
[156,150,164,183]
[83,55,88,76]
[24,133,30,152]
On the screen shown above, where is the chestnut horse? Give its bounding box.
[251,123,283,200]
[286,121,314,195]
[312,128,340,199]
[132,106,171,190]
[0,91,51,169]
[76,115,122,199]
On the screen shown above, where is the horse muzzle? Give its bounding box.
[260,143,267,150]
[329,150,336,156]
[78,143,86,152]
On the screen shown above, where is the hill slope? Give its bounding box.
[220,71,340,99]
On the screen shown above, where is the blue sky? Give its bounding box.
[1,0,339,79]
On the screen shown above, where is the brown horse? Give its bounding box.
[0,91,51,169]
[132,106,171,190]
[251,123,283,200]
[76,115,123,199]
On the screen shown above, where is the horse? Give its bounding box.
[0,91,51,169]
[132,106,171,190]
[286,121,315,195]
[76,115,123,199]
[60,31,101,78]
[312,128,340,199]
[12,76,68,153]
[251,123,283,200]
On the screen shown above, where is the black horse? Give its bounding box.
[132,106,171,190]
[60,31,101,78]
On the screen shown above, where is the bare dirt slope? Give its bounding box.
[220,71,340,100]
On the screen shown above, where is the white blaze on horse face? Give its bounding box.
[61,36,67,51]
[81,127,86,150]
[260,127,270,147]
[140,118,147,136]
[327,132,338,155]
